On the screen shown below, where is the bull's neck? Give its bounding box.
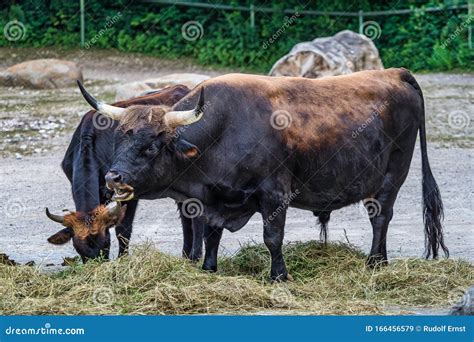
[166,163,208,202]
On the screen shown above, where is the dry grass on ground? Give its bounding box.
[0,242,472,315]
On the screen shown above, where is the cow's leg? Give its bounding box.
[115,199,138,257]
[261,202,288,282]
[366,149,413,267]
[189,218,204,261]
[366,191,396,266]
[202,225,223,272]
[178,203,194,259]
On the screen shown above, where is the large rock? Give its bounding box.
[269,30,383,78]
[0,59,83,89]
[115,73,210,101]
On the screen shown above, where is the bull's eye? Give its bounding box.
[144,144,158,156]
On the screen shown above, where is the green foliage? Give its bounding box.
[0,0,472,72]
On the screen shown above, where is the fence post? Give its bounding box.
[358,10,363,34]
[80,0,85,47]
[250,4,255,29]
[469,1,473,49]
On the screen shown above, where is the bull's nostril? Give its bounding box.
[106,171,122,185]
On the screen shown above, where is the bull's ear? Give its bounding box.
[175,139,200,159]
[47,227,74,245]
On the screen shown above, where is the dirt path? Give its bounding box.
[0,48,472,266]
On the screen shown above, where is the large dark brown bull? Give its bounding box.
[79,68,448,280]
[46,85,205,263]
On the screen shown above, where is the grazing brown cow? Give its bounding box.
[78,68,447,280]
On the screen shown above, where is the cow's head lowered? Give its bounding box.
[46,202,126,262]
[77,81,204,201]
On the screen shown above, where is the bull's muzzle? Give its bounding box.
[105,171,135,202]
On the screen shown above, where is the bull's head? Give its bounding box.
[46,201,126,262]
[77,81,205,201]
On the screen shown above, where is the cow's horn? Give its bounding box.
[106,201,121,217]
[45,208,65,224]
[165,87,205,128]
[77,80,125,120]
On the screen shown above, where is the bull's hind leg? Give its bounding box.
[366,148,414,267]
[260,196,290,281]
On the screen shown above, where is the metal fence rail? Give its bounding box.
[79,1,472,47]
[142,0,469,29]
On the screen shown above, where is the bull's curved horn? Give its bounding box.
[45,207,65,224]
[164,87,205,128]
[77,80,125,120]
[106,201,121,217]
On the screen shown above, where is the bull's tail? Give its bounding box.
[409,73,449,259]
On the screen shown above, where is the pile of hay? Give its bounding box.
[0,242,472,315]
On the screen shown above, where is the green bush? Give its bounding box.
[0,0,472,72]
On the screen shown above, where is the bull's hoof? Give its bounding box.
[182,250,202,263]
[189,252,203,263]
[202,263,217,273]
[366,254,388,268]
[270,272,290,283]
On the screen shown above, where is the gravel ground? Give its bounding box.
[0,48,472,267]
[0,145,472,266]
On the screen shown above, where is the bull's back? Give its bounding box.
[200,69,423,211]
[207,69,420,151]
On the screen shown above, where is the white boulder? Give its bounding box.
[269,30,384,78]
[0,59,83,89]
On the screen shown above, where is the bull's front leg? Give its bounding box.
[178,203,194,259]
[178,205,204,261]
[261,200,288,282]
[190,218,204,261]
[202,225,223,272]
